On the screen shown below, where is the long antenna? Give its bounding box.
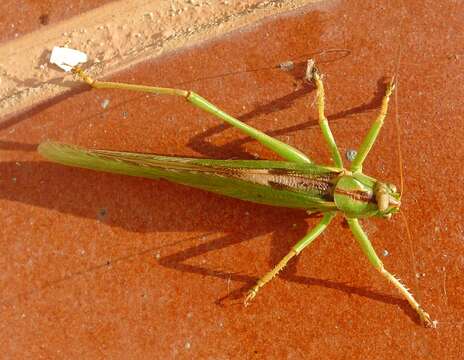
[394,8,423,309]
[394,24,405,199]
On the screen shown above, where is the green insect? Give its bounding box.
[38,61,434,327]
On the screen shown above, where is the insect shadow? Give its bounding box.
[157,207,421,326]
[187,77,393,159]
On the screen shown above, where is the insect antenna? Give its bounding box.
[393,77,405,200]
[393,30,421,300]
[399,210,421,298]
[393,24,405,200]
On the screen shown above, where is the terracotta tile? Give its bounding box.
[1,0,463,358]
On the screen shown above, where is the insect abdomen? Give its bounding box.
[38,142,339,212]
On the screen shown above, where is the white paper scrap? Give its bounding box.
[49,46,88,72]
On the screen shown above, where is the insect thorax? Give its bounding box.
[333,175,401,218]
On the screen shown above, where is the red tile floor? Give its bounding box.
[1,1,463,358]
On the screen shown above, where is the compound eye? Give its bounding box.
[388,184,397,193]
[376,192,389,212]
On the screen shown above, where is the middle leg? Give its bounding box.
[308,63,344,168]
[245,212,335,305]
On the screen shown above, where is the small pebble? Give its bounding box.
[346,149,357,161]
[101,99,110,109]
[279,60,294,71]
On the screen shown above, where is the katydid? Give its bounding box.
[38,59,434,327]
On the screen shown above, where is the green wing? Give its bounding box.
[38,141,340,211]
